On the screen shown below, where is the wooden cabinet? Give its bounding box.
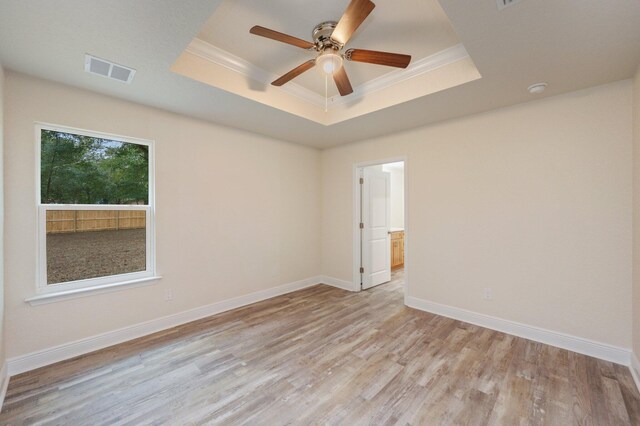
[390,231,404,269]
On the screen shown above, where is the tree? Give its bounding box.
[102,142,149,204]
[40,130,149,204]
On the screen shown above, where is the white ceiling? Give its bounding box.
[1,0,639,148]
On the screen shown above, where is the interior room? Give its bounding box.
[383,161,405,274]
[1,0,640,423]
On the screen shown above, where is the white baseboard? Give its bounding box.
[7,276,324,376]
[405,296,631,366]
[319,276,356,291]
[0,362,8,412]
[631,353,640,393]
[5,278,636,402]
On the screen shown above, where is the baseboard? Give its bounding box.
[631,353,640,393]
[405,296,631,366]
[6,278,633,393]
[319,276,356,291]
[7,276,324,376]
[0,362,8,412]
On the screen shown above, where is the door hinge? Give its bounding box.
[359,177,364,184]
[359,222,364,229]
[360,267,364,273]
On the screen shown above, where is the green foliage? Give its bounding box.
[41,130,149,204]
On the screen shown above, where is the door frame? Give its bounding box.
[352,156,408,298]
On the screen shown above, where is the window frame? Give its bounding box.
[34,123,157,296]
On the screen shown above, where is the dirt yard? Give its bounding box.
[47,228,146,284]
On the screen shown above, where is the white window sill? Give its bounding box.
[25,276,162,306]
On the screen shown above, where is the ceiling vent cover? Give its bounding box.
[496,0,524,10]
[84,54,136,84]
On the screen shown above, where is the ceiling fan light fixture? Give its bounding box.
[316,50,343,75]
[250,0,410,97]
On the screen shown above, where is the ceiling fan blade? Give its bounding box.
[331,0,376,46]
[272,60,316,86]
[333,66,353,96]
[345,49,411,68]
[250,26,315,50]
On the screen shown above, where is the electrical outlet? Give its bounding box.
[483,288,493,300]
[164,289,173,301]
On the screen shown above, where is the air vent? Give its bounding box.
[84,54,136,84]
[496,0,524,10]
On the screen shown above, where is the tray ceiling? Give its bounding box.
[2,0,639,147]
[172,0,481,125]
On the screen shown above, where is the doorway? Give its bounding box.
[354,159,406,295]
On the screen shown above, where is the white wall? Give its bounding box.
[388,167,404,229]
[4,72,321,358]
[633,65,640,359]
[321,80,633,349]
[0,64,5,371]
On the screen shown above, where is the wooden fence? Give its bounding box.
[46,210,146,234]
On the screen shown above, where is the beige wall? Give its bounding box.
[633,65,640,358]
[0,64,5,369]
[4,72,321,358]
[2,71,636,361]
[321,80,633,348]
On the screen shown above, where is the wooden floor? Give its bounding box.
[2,268,639,425]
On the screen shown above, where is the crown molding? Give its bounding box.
[186,38,470,111]
[186,39,325,108]
[329,44,470,107]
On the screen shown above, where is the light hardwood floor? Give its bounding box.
[2,269,639,425]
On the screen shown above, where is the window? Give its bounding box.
[35,124,156,297]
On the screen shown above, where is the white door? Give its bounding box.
[361,168,391,290]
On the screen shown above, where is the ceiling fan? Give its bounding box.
[249,0,411,96]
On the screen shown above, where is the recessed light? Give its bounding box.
[528,83,547,94]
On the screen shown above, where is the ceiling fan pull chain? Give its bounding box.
[325,74,328,112]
